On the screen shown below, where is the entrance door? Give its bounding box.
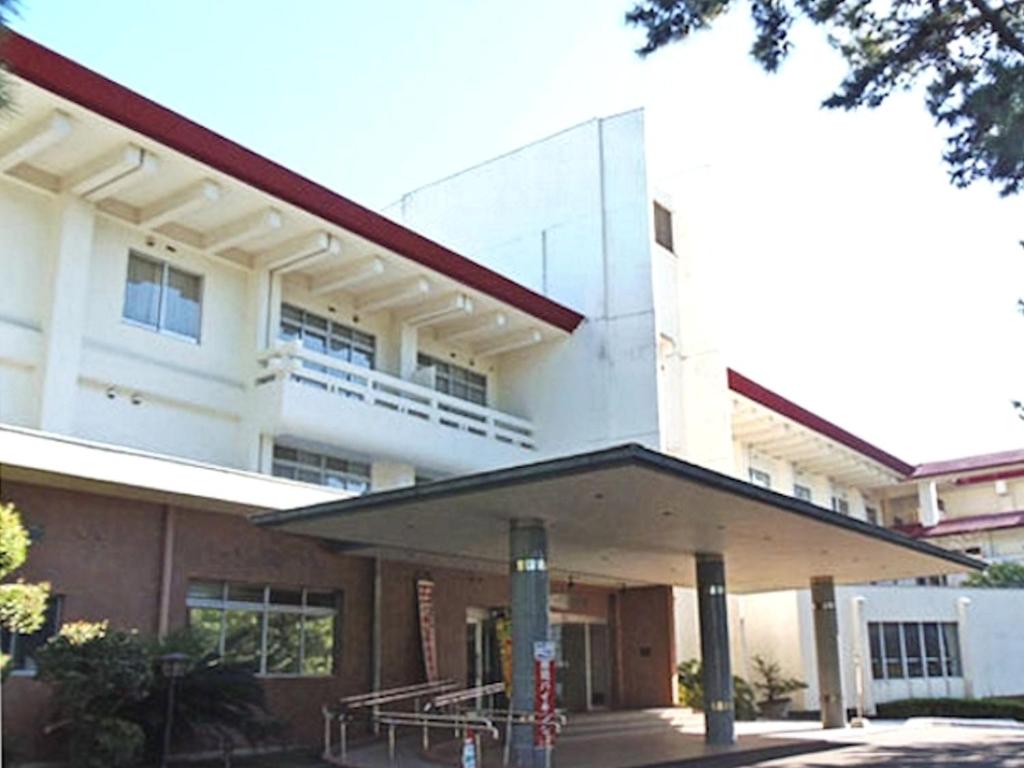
[552,619,611,711]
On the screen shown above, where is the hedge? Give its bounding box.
[876,697,1024,721]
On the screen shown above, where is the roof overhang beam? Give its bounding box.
[310,256,386,296]
[397,293,474,328]
[63,143,159,199]
[474,328,543,357]
[137,179,222,228]
[435,311,509,344]
[0,110,72,172]
[203,208,284,253]
[356,277,431,314]
[254,231,340,273]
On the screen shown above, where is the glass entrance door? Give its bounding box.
[552,619,611,711]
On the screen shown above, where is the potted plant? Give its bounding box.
[751,654,807,719]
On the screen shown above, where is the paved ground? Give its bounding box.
[751,723,1024,767]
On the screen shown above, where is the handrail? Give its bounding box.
[426,681,507,710]
[256,341,536,448]
[375,710,500,764]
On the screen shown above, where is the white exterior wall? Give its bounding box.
[737,585,1024,713]
[386,112,663,456]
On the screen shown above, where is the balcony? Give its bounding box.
[253,341,536,474]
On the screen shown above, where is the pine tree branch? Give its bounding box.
[964,0,1024,56]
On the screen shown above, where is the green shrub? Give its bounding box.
[678,658,759,720]
[751,654,807,703]
[876,697,1024,721]
[36,625,281,763]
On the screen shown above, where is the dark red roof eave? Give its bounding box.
[895,510,1024,539]
[727,368,915,476]
[0,32,584,333]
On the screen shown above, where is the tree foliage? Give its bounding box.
[751,653,807,702]
[963,560,1024,586]
[0,502,50,671]
[627,0,1024,195]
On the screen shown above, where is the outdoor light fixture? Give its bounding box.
[159,652,190,768]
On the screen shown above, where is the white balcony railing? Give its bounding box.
[256,341,535,450]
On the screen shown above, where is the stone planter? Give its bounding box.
[758,698,792,719]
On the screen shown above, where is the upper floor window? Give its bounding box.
[793,484,813,502]
[123,251,203,341]
[272,444,370,494]
[280,304,375,370]
[868,621,961,681]
[418,354,487,406]
[831,496,850,515]
[186,581,338,677]
[653,202,674,253]
[748,468,772,489]
[0,596,62,675]
[865,506,879,525]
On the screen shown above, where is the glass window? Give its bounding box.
[831,496,850,515]
[865,506,879,525]
[923,622,942,677]
[653,201,674,252]
[122,251,203,341]
[272,443,370,494]
[0,596,62,674]
[418,353,487,406]
[883,622,904,678]
[868,621,963,681]
[278,303,375,371]
[868,622,884,680]
[902,622,923,678]
[793,484,812,502]
[186,580,339,677]
[748,468,771,489]
[942,623,962,677]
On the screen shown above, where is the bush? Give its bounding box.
[36,625,282,765]
[876,697,1024,721]
[35,623,152,767]
[678,658,759,720]
[751,654,807,703]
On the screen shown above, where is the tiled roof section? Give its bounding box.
[727,369,915,476]
[911,448,1024,480]
[895,510,1024,539]
[0,32,585,333]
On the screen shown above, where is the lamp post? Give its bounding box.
[159,652,190,768]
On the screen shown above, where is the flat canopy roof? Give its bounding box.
[253,444,982,593]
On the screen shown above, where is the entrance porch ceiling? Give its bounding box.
[253,445,981,593]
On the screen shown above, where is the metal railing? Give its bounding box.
[376,710,499,763]
[321,680,457,764]
[257,341,536,449]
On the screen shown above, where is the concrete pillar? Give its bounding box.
[510,519,549,768]
[917,481,941,527]
[37,195,95,433]
[811,577,847,728]
[696,553,734,746]
[957,597,973,699]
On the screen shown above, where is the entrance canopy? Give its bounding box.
[253,444,981,592]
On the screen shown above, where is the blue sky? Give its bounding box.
[11,1,1023,462]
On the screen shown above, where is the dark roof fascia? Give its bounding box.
[0,32,584,333]
[252,443,983,572]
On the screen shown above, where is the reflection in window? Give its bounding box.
[271,444,370,494]
[123,251,202,341]
[186,581,338,677]
[417,354,487,406]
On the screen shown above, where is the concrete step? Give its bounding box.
[560,708,703,740]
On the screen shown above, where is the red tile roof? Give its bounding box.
[726,369,915,476]
[895,510,1024,539]
[0,33,585,333]
[911,449,1024,480]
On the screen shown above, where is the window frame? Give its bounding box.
[793,484,813,502]
[122,250,204,343]
[186,581,340,678]
[418,353,488,407]
[867,620,963,682]
[271,444,371,494]
[279,303,376,371]
[653,201,674,253]
[748,468,772,489]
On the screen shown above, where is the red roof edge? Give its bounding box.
[911,448,1024,480]
[895,509,1024,539]
[0,32,584,334]
[727,368,915,476]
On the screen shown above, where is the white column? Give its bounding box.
[398,324,418,379]
[918,481,941,526]
[37,195,95,434]
[957,597,973,699]
[241,269,281,471]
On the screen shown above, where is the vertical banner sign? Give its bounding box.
[533,640,557,749]
[495,616,513,695]
[416,579,439,683]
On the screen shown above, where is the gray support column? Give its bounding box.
[510,519,549,768]
[811,576,847,728]
[696,553,734,746]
